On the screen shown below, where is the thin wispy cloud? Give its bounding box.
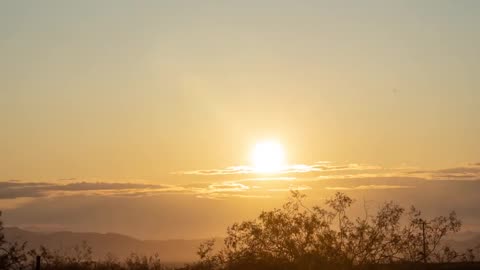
[0,181,181,199]
[174,161,381,176]
[325,185,415,191]
[195,193,271,200]
[0,180,258,202]
[406,163,480,181]
[267,184,312,192]
[236,177,296,182]
[204,182,250,193]
[2,162,479,207]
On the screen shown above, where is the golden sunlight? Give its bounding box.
[251,140,286,173]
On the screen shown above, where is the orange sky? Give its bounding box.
[1,1,479,239]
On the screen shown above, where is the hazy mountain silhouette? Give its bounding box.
[4,227,222,263]
[443,231,480,252]
[4,227,479,265]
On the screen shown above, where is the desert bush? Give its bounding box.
[1,193,478,270]
[0,211,30,270]
[187,192,471,270]
[31,245,168,270]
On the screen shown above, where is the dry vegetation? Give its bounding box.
[1,192,480,270]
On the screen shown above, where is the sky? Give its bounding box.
[1,1,480,239]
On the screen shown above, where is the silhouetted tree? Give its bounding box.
[188,192,470,270]
[0,211,30,270]
[1,195,478,270]
[30,243,168,270]
[402,206,461,263]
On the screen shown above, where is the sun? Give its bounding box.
[251,141,286,173]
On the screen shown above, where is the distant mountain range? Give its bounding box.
[4,227,222,264]
[4,227,480,264]
[443,231,480,253]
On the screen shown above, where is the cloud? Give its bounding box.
[54,182,171,191]
[196,193,271,200]
[5,177,480,240]
[57,178,77,181]
[0,181,55,199]
[237,177,296,182]
[0,181,180,199]
[406,163,480,181]
[191,182,268,200]
[174,166,253,176]
[2,162,479,205]
[205,182,250,193]
[325,185,415,191]
[267,184,312,192]
[174,161,381,177]
[0,180,262,201]
[173,161,480,183]
[3,168,480,239]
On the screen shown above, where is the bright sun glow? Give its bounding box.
[251,141,286,173]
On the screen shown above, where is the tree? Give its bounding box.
[0,211,7,268]
[0,211,29,270]
[188,192,468,270]
[401,206,461,263]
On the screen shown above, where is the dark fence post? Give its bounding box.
[422,221,427,264]
[35,255,41,270]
